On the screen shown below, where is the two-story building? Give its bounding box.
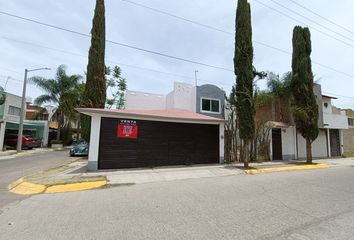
[78,82,226,170]
[261,84,348,160]
[0,92,49,150]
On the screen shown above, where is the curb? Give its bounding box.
[8,178,107,195]
[7,158,107,195]
[244,163,329,175]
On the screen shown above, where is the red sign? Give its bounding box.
[117,120,138,139]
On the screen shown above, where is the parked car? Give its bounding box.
[4,134,35,149]
[24,135,41,148]
[70,142,89,157]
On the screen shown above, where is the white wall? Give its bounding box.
[323,113,349,129]
[125,91,166,110]
[297,129,328,159]
[171,82,196,112]
[281,126,296,160]
[4,93,22,122]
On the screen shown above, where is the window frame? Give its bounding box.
[200,97,221,114]
[348,118,354,126]
[8,105,21,116]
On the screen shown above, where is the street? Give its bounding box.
[1,163,354,239]
[0,150,73,209]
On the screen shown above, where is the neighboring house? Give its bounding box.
[0,92,48,150]
[343,109,354,153]
[26,102,49,120]
[257,84,348,160]
[126,82,225,119]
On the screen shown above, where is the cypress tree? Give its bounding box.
[81,0,106,141]
[234,0,254,168]
[291,26,319,163]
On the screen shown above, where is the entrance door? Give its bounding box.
[330,129,341,157]
[272,129,283,160]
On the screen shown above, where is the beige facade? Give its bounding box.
[343,109,354,153]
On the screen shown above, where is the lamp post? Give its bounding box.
[17,68,50,152]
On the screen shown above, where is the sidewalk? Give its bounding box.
[8,157,353,195]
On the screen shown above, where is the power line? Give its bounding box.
[323,92,354,101]
[252,0,354,49]
[0,11,233,72]
[287,0,354,36]
[1,6,353,92]
[121,0,354,79]
[1,36,229,87]
[4,36,354,100]
[268,0,354,44]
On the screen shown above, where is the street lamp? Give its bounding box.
[17,67,51,152]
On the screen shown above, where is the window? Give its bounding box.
[201,98,220,114]
[348,118,354,126]
[8,106,21,116]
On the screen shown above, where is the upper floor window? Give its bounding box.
[348,118,354,126]
[201,98,220,114]
[8,105,21,116]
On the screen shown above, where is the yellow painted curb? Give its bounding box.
[7,177,24,190]
[9,182,46,195]
[45,180,107,194]
[245,163,329,175]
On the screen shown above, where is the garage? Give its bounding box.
[77,108,225,170]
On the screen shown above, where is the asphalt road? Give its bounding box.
[0,150,73,210]
[1,164,354,240]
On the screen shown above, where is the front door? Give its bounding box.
[272,129,283,160]
[330,129,341,157]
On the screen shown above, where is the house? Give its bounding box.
[126,82,225,119]
[0,92,49,150]
[343,109,354,154]
[78,82,226,170]
[258,84,349,160]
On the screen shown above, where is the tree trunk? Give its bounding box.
[306,138,312,164]
[243,139,250,168]
[57,111,62,141]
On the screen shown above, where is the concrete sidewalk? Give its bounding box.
[8,157,354,195]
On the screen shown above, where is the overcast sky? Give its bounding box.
[1,0,354,108]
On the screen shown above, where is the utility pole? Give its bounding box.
[17,68,50,152]
[194,70,198,86]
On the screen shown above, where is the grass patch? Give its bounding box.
[343,152,354,158]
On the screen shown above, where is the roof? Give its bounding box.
[76,108,225,124]
[322,94,338,99]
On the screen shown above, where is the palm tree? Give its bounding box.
[30,65,82,140]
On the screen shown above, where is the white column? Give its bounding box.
[0,121,6,151]
[43,121,49,147]
[88,115,101,171]
[219,123,225,163]
[327,128,331,158]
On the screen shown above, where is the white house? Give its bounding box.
[269,85,348,161]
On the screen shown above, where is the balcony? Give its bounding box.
[323,113,348,129]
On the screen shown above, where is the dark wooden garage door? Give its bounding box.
[98,118,219,169]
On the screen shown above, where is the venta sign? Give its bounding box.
[117,119,138,139]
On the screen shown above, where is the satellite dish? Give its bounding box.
[0,87,6,105]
